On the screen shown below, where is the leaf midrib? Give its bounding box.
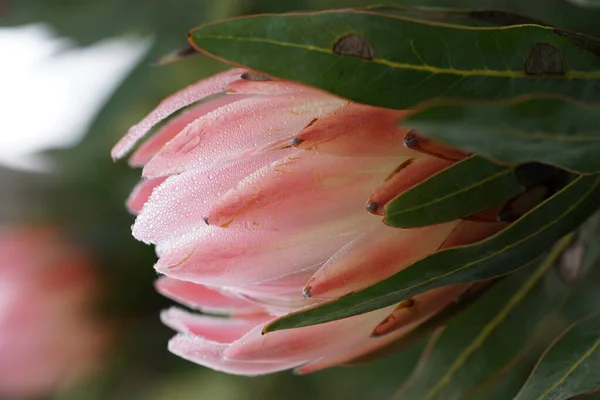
[192,34,600,80]
[387,163,515,219]
[537,329,600,399]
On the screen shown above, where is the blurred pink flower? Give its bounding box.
[113,69,505,375]
[0,227,109,398]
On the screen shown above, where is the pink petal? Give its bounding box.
[304,222,459,300]
[293,322,415,374]
[129,94,248,167]
[168,334,304,376]
[155,277,262,315]
[132,149,293,245]
[142,93,345,178]
[293,284,467,374]
[440,221,508,249]
[371,284,469,337]
[403,130,470,161]
[227,266,321,315]
[112,68,245,160]
[226,78,317,95]
[161,307,268,343]
[369,156,453,215]
[231,265,318,298]
[126,177,167,214]
[206,151,405,231]
[292,103,416,157]
[224,306,395,363]
[154,213,379,286]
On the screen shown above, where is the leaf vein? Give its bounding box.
[193,34,600,79]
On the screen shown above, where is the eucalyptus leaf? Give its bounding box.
[404,96,600,174]
[265,174,600,332]
[384,155,524,228]
[514,314,600,400]
[189,11,600,109]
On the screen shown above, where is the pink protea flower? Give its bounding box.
[112,69,508,375]
[0,227,109,398]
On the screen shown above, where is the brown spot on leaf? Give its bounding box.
[554,28,600,58]
[524,43,565,75]
[333,34,373,60]
[241,71,272,81]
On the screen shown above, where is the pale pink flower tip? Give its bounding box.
[114,69,508,375]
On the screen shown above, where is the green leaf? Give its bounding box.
[460,359,538,400]
[362,5,547,27]
[397,243,569,400]
[189,11,600,109]
[265,174,600,332]
[384,155,524,228]
[514,314,600,400]
[404,96,600,174]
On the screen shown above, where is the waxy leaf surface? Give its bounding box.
[189,11,600,109]
[384,155,523,228]
[404,96,600,173]
[514,313,600,400]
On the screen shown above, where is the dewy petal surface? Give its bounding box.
[292,103,415,157]
[155,214,379,286]
[126,177,167,215]
[305,222,459,299]
[133,150,294,245]
[226,78,321,96]
[142,93,346,178]
[207,151,406,231]
[129,94,248,167]
[112,68,245,160]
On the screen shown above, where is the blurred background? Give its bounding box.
[2,1,600,399]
